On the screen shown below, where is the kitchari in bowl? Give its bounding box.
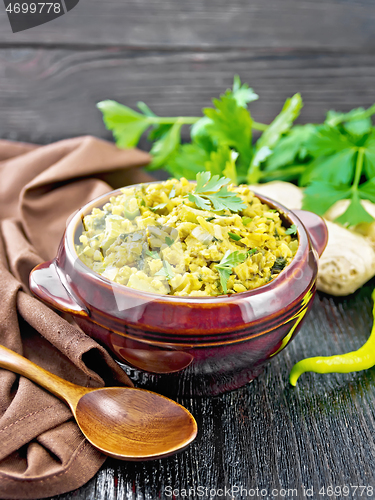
[76,174,298,296]
[29,173,327,396]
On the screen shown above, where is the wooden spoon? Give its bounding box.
[0,344,197,461]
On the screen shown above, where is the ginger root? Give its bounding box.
[250,181,375,296]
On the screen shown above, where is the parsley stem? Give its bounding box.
[352,147,365,191]
[259,165,306,181]
[148,117,268,131]
[149,117,200,125]
[359,103,375,120]
[252,121,268,132]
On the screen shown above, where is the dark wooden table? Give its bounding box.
[43,283,375,500]
[2,1,375,498]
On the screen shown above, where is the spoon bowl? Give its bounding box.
[0,344,197,460]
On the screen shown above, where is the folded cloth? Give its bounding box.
[0,137,152,499]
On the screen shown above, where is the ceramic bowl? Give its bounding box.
[29,184,328,397]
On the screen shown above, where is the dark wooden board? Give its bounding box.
[1,48,375,145]
[1,0,375,49]
[2,1,375,497]
[44,282,375,500]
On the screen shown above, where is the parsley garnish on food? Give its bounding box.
[145,249,160,259]
[247,248,258,256]
[165,236,175,246]
[155,261,175,280]
[149,203,167,212]
[188,172,246,212]
[242,216,252,226]
[271,257,287,274]
[228,232,242,241]
[285,224,297,235]
[215,250,248,293]
[97,76,375,227]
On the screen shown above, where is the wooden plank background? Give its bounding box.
[1,1,375,499]
[0,0,375,145]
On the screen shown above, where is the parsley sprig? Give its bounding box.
[97,76,375,226]
[215,250,247,293]
[215,249,258,293]
[155,261,175,281]
[188,172,246,212]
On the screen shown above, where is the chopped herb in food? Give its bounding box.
[215,250,248,293]
[271,257,287,274]
[285,224,298,235]
[228,232,242,241]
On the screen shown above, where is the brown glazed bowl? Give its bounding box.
[29,185,328,397]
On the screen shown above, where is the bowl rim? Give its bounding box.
[64,181,309,303]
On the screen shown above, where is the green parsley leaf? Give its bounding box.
[325,105,375,128]
[228,232,242,241]
[155,261,175,280]
[271,257,287,273]
[300,149,357,186]
[165,236,175,246]
[247,248,258,256]
[304,125,354,157]
[302,182,352,216]
[215,250,248,293]
[263,125,315,172]
[359,178,375,204]
[334,191,374,227]
[195,170,230,194]
[363,150,375,179]
[188,192,211,211]
[190,117,216,153]
[204,146,239,183]
[188,172,247,213]
[257,94,302,152]
[343,118,372,137]
[222,149,239,185]
[169,185,176,199]
[166,143,210,179]
[230,75,259,108]
[285,224,297,235]
[149,203,167,212]
[145,249,160,259]
[189,187,247,213]
[148,122,182,170]
[97,100,151,148]
[204,94,253,165]
[242,217,252,226]
[247,93,302,182]
[136,101,171,142]
[186,172,245,212]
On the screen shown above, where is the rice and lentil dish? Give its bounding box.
[76,178,298,296]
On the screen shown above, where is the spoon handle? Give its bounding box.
[0,344,88,408]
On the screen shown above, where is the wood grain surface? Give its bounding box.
[43,283,375,499]
[0,0,375,49]
[1,48,375,145]
[2,0,375,498]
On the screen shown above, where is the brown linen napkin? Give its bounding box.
[0,136,152,499]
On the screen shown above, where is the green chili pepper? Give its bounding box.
[290,288,375,386]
